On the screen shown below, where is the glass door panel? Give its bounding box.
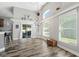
[22,24,31,38]
[59,9,77,46]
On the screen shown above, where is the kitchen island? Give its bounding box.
[0,32,5,52]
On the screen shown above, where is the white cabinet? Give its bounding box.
[0,32,5,52]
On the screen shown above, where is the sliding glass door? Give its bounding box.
[59,9,77,46]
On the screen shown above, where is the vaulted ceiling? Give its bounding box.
[0,2,46,12]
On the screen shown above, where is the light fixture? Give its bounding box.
[56,7,60,11]
[37,12,40,16]
[21,15,31,20]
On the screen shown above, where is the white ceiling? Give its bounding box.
[0,2,46,12]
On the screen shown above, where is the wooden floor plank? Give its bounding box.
[0,38,76,57]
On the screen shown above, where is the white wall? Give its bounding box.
[39,2,79,40]
[0,7,13,32]
[0,7,13,17]
[39,2,79,56]
[13,7,37,20]
[0,6,38,40]
[12,7,38,40]
[12,19,21,40]
[49,17,59,40]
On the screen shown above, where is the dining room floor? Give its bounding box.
[0,38,77,57]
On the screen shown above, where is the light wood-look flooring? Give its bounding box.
[0,38,76,57]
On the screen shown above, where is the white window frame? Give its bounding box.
[59,9,77,46]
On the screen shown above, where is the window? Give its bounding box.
[43,9,52,19]
[43,21,50,37]
[59,9,77,45]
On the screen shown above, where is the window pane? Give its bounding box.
[43,21,50,37]
[22,24,31,38]
[59,9,77,45]
[43,9,52,19]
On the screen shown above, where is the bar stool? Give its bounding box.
[4,32,11,44]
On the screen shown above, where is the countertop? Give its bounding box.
[0,32,5,34]
[0,31,11,34]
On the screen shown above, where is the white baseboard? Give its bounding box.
[0,48,5,52]
[58,44,79,57]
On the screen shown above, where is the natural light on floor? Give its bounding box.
[61,37,76,45]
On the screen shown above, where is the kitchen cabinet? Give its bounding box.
[0,32,5,52]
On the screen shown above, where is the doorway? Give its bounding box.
[21,24,31,39]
